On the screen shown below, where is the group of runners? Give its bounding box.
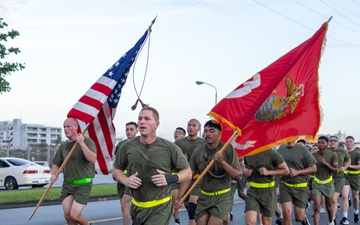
[50,107,360,225]
[271,136,360,225]
[165,124,360,225]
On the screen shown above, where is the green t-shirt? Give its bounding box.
[312,150,338,180]
[278,144,317,183]
[189,142,240,192]
[174,137,205,162]
[114,136,189,202]
[244,149,284,183]
[52,137,96,180]
[347,149,360,171]
[331,148,350,178]
[114,139,127,155]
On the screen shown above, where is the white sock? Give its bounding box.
[343,212,348,218]
[354,209,359,214]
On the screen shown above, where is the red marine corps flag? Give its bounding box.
[209,20,329,158]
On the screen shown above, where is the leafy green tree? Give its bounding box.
[0,18,25,94]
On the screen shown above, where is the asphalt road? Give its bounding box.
[0,192,357,225]
[1,175,358,224]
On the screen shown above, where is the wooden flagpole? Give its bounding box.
[178,130,238,205]
[28,124,90,221]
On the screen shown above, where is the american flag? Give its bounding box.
[67,28,151,174]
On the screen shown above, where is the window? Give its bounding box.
[0,160,10,168]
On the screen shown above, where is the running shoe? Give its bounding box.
[320,207,326,213]
[340,217,349,225]
[355,213,359,223]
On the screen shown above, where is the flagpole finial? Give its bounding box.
[148,15,158,31]
[327,16,333,23]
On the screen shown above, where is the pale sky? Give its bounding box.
[1,0,359,141]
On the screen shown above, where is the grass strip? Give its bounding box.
[0,184,117,203]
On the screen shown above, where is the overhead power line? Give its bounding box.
[352,0,360,8]
[328,0,360,19]
[320,0,360,28]
[252,0,314,31]
[252,0,360,47]
[294,0,360,33]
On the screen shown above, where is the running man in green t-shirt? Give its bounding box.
[51,117,97,225]
[114,121,138,225]
[328,135,350,224]
[174,118,205,225]
[180,120,241,225]
[312,136,338,225]
[172,126,186,225]
[278,140,317,225]
[244,148,289,225]
[340,136,360,225]
[113,107,192,225]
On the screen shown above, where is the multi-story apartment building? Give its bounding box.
[0,119,62,150]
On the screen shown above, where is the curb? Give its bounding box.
[0,195,119,210]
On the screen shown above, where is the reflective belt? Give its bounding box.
[249,181,275,188]
[313,176,332,185]
[201,188,231,196]
[132,196,172,208]
[310,175,315,179]
[281,181,308,188]
[344,170,360,175]
[124,169,128,175]
[65,177,92,185]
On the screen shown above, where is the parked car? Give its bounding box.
[0,157,51,190]
[34,161,49,167]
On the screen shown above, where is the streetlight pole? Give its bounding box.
[196,81,218,105]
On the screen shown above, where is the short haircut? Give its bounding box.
[67,117,79,126]
[296,139,306,145]
[189,118,201,128]
[204,120,221,131]
[140,106,159,121]
[318,135,329,143]
[126,121,138,128]
[329,135,338,140]
[345,136,354,141]
[176,127,186,135]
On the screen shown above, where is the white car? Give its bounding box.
[0,157,51,190]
